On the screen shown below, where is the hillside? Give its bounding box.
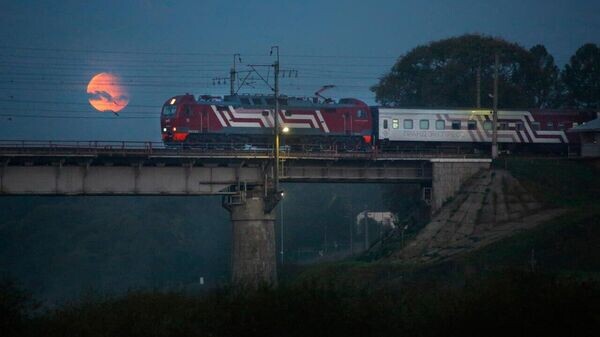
[296,158,600,285]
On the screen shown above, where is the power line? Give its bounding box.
[0,46,398,59]
[4,107,159,115]
[0,113,156,120]
[0,98,157,108]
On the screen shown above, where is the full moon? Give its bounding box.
[86,72,129,113]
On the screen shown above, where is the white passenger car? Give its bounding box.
[378,108,568,144]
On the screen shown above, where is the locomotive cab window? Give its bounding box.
[435,120,445,130]
[240,98,251,105]
[162,105,177,117]
[467,121,477,130]
[451,120,461,130]
[419,120,429,130]
[392,119,400,129]
[383,119,388,129]
[356,109,366,119]
[285,110,293,117]
[483,121,492,130]
[532,122,541,130]
[403,119,412,129]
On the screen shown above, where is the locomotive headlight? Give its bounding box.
[163,127,167,132]
[173,127,177,131]
[282,126,290,133]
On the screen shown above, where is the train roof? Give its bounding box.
[196,94,362,109]
[376,107,596,116]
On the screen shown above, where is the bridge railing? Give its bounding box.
[0,140,487,159]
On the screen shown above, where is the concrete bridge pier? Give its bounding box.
[223,185,278,286]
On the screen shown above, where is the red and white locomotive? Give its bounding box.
[161,93,373,149]
[160,93,596,153]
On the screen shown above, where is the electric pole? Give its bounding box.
[230,53,241,96]
[280,194,284,263]
[492,53,499,159]
[271,46,280,193]
[476,61,481,108]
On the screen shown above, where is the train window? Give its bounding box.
[185,106,192,117]
[266,98,276,105]
[419,120,429,130]
[162,105,177,117]
[546,121,554,129]
[383,119,388,129]
[357,110,366,119]
[572,122,578,127]
[285,110,292,117]
[278,98,288,106]
[515,122,524,131]
[403,119,412,129]
[532,122,541,130]
[435,120,445,130]
[393,119,400,129]
[483,121,492,130]
[451,120,461,130]
[240,98,251,105]
[467,121,477,130]
[558,123,565,130]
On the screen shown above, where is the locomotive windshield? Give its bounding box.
[162,105,177,117]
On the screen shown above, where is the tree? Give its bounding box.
[371,35,560,109]
[562,43,600,109]
[529,45,561,108]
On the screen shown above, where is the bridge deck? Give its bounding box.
[0,141,491,195]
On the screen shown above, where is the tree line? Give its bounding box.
[371,35,600,110]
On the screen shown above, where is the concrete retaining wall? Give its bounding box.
[430,159,491,213]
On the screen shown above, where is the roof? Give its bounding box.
[569,118,600,133]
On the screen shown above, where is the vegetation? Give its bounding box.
[372,34,599,109]
[464,158,600,273]
[562,43,600,109]
[1,271,598,337]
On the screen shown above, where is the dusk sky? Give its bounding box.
[0,0,598,141]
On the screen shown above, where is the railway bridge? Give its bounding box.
[0,141,491,285]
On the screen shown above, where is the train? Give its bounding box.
[160,93,596,154]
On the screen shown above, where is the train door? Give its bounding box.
[183,105,191,128]
[344,111,351,135]
[201,110,209,132]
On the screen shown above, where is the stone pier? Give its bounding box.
[223,186,278,286]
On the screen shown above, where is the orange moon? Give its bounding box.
[86,72,129,112]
